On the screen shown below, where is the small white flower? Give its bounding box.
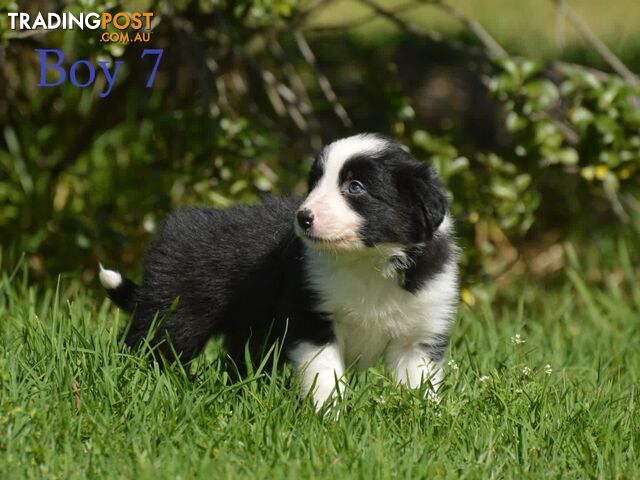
[521,366,532,377]
[544,364,553,375]
[426,390,441,404]
[511,334,526,345]
[448,359,459,371]
[479,375,491,384]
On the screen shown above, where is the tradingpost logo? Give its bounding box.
[7,10,155,43]
[6,10,163,97]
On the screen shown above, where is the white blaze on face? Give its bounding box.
[298,134,386,247]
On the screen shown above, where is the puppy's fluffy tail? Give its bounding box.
[98,264,139,313]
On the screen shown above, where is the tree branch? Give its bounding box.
[269,39,323,149]
[304,1,421,34]
[357,0,490,60]
[419,0,508,59]
[293,0,339,28]
[293,29,353,128]
[552,0,640,86]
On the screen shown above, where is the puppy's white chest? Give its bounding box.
[306,251,445,368]
[328,284,428,368]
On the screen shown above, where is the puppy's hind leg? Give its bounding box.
[125,304,209,364]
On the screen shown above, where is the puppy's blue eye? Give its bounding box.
[347,180,365,195]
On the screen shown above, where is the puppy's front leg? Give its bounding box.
[288,341,345,411]
[385,339,446,391]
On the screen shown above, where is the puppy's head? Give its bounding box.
[295,134,447,251]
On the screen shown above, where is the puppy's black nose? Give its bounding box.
[297,209,314,230]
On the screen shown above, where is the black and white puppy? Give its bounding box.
[100,134,459,409]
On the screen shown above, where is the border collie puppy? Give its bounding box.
[100,134,459,409]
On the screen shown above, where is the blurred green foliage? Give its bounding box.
[1,0,639,283]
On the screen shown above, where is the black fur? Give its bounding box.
[418,334,450,364]
[102,135,455,371]
[400,239,451,293]
[114,197,332,366]
[104,275,139,312]
[334,144,447,247]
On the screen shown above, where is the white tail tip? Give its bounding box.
[98,264,123,290]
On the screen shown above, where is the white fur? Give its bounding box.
[385,342,443,389]
[288,341,346,410]
[98,264,123,290]
[297,134,387,246]
[376,243,420,279]
[304,218,458,377]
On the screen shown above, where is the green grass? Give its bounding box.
[1,245,639,479]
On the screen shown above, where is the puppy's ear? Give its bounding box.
[398,162,447,240]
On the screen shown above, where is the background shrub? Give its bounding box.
[1,0,639,285]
